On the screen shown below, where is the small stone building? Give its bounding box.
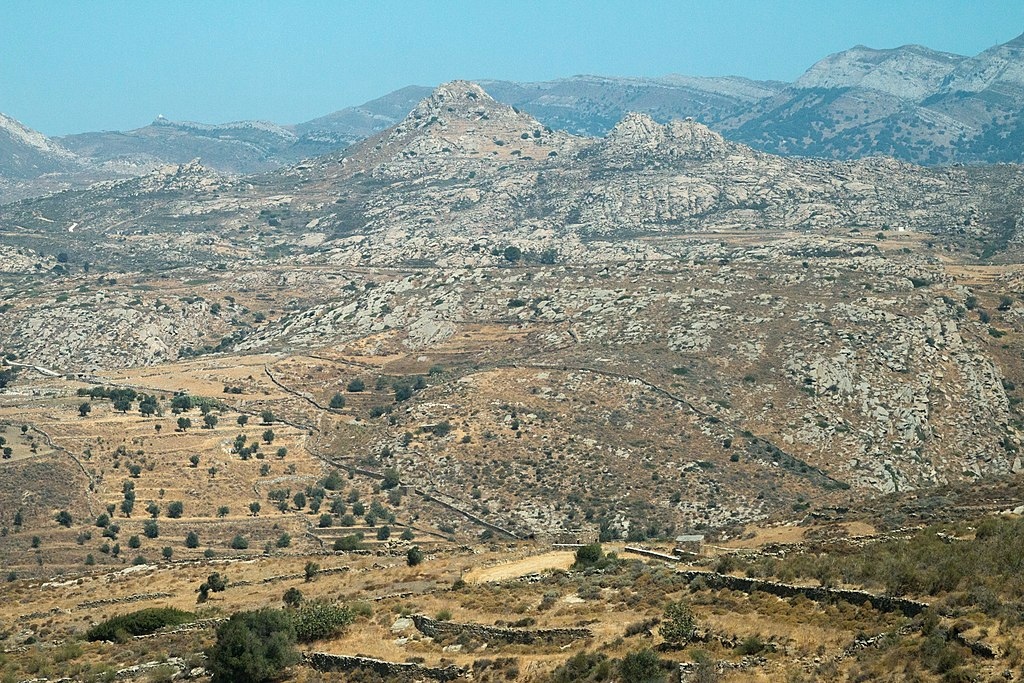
[674,533,705,555]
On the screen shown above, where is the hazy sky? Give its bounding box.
[2,0,1023,136]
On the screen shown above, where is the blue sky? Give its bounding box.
[2,0,1022,135]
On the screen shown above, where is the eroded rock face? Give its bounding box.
[6,288,226,371]
[601,113,729,162]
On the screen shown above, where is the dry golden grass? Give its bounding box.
[464,550,575,583]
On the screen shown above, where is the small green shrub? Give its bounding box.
[334,535,363,551]
[572,543,605,569]
[288,601,353,642]
[550,652,613,683]
[619,648,665,682]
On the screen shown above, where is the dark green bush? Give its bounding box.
[618,649,665,683]
[334,535,362,551]
[572,543,606,569]
[661,600,696,644]
[206,609,298,683]
[550,651,613,683]
[86,607,194,642]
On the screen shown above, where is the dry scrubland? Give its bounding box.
[4,520,1024,682]
[4,82,1024,681]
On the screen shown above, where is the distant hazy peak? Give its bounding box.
[794,43,965,100]
[149,116,296,138]
[0,112,78,159]
[1006,32,1024,48]
[654,74,785,99]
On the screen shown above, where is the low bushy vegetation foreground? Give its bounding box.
[9,519,1024,682]
[207,601,354,682]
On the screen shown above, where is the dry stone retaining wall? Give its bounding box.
[305,652,464,681]
[679,570,928,617]
[411,614,591,646]
[77,592,173,609]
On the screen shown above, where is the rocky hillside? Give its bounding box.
[10,80,1023,272]
[3,82,1024,531]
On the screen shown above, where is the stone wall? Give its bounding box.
[679,655,767,682]
[77,592,173,609]
[411,614,591,646]
[624,546,683,562]
[305,652,464,681]
[228,565,349,588]
[679,570,928,617]
[413,489,523,540]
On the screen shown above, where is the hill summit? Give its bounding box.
[333,80,580,179]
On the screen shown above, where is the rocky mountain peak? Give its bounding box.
[604,112,728,161]
[0,112,78,161]
[127,158,221,193]
[663,118,729,157]
[419,80,495,110]
[607,112,664,147]
[399,80,544,132]
[0,112,83,188]
[334,81,576,177]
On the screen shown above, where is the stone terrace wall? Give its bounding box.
[77,592,173,609]
[305,652,464,681]
[411,614,591,646]
[679,570,928,617]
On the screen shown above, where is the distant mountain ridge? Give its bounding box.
[60,117,308,175]
[722,34,1024,163]
[476,74,784,137]
[3,32,1024,203]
